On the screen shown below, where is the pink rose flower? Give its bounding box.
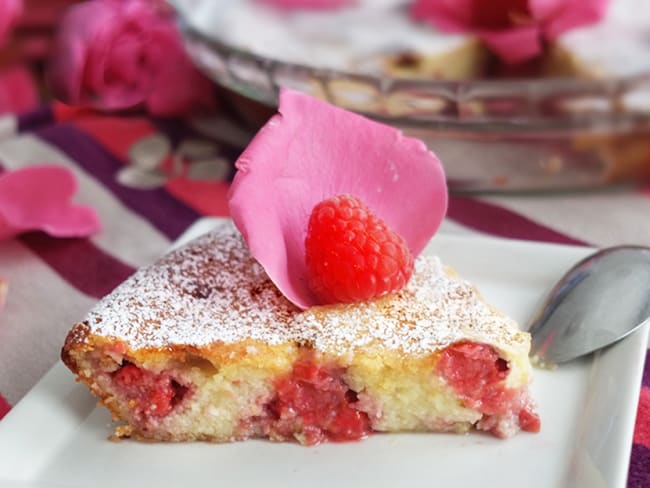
[47,0,216,117]
[11,0,82,62]
[18,0,81,29]
[411,0,610,64]
[256,0,355,10]
[229,89,447,309]
[0,0,22,46]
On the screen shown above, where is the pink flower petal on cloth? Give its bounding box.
[0,166,101,240]
[229,89,447,309]
[479,25,542,64]
[256,0,355,10]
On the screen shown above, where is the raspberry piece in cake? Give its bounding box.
[269,356,370,444]
[305,194,414,304]
[438,342,540,437]
[112,363,188,422]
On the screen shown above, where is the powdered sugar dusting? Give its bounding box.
[83,221,529,357]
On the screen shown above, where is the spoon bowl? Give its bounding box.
[528,246,650,364]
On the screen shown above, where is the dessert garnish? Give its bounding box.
[228,88,447,309]
[305,194,414,304]
[411,0,610,63]
[0,166,101,240]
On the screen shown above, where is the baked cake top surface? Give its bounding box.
[83,221,528,357]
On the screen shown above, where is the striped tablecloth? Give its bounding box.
[0,102,647,487]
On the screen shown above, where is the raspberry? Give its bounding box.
[113,363,144,387]
[270,357,371,444]
[112,364,187,418]
[305,194,414,304]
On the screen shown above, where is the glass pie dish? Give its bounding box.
[169,0,650,193]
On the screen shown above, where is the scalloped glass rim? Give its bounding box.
[176,17,650,131]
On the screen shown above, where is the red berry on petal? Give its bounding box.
[305,194,414,304]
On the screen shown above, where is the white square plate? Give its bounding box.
[0,218,647,488]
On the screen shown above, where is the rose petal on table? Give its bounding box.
[0,166,101,240]
[229,89,447,309]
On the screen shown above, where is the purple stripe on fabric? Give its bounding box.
[20,232,135,299]
[643,350,650,388]
[628,443,650,488]
[35,123,199,239]
[447,196,589,247]
[17,105,54,133]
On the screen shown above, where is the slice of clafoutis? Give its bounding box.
[62,221,539,445]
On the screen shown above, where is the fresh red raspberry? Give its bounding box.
[305,194,414,304]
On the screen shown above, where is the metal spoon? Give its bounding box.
[528,246,650,364]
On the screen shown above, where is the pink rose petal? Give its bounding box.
[0,166,101,240]
[479,25,542,64]
[229,89,447,309]
[411,0,610,63]
[530,0,610,39]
